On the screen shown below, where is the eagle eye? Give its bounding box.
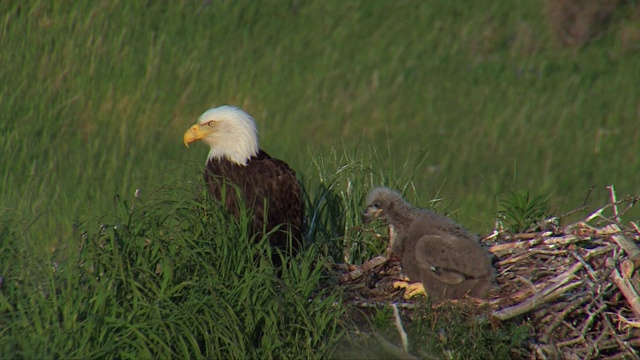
[206,121,215,127]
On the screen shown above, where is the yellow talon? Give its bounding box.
[393,280,409,289]
[393,281,427,299]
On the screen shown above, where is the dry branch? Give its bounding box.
[392,303,410,353]
[610,266,640,319]
[492,262,584,320]
[337,255,387,284]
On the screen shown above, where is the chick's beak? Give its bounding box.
[183,124,207,148]
[363,206,383,224]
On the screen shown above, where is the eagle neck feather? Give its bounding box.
[207,148,258,166]
[206,140,258,166]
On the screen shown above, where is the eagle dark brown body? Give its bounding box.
[204,149,304,252]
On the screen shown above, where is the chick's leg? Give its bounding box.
[393,277,427,299]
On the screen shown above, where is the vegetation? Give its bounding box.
[498,191,551,233]
[338,300,534,360]
[0,186,344,358]
[1,0,638,358]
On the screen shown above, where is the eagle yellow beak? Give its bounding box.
[183,124,208,148]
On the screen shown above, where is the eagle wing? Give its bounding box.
[246,155,304,244]
[205,150,304,251]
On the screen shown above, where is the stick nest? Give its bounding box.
[334,187,640,359]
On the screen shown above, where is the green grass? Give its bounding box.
[339,301,533,360]
[1,185,345,358]
[1,0,639,358]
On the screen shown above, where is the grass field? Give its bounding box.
[1,0,639,358]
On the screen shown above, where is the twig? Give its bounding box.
[607,185,620,222]
[601,313,640,360]
[619,196,639,217]
[616,312,640,329]
[489,241,530,256]
[542,235,581,246]
[622,256,640,279]
[338,255,388,284]
[489,235,579,257]
[498,249,568,267]
[494,280,583,321]
[530,343,550,360]
[555,336,585,348]
[333,263,355,271]
[610,233,640,278]
[570,251,598,283]
[392,303,410,353]
[555,188,592,222]
[541,295,590,343]
[584,195,639,224]
[350,300,418,309]
[512,232,541,240]
[583,324,609,359]
[585,206,606,223]
[579,300,607,339]
[583,244,615,260]
[610,234,640,259]
[610,265,640,320]
[492,262,584,320]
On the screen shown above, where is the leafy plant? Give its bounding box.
[497,191,551,233]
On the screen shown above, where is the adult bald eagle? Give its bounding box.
[363,187,495,300]
[183,105,304,255]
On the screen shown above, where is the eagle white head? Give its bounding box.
[183,105,259,166]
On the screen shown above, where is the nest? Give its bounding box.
[335,187,640,359]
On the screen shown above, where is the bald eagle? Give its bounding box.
[183,105,304,255]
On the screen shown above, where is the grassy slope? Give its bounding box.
[0,185,346,358]
[0,0,638,357]
[2,1,639,245]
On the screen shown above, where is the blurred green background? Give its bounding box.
[2,0,639,251]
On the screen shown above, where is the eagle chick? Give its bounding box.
[363,187,495,299]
